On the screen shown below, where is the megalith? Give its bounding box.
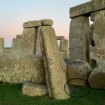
[0,38,4,55]
[38,26,70,100]
[69,16,89,61]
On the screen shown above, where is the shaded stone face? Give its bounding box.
[41,19,53,26]
[60,39,68,59]
[39,26,70,100]
[11,28,36,56]
[88,61,105,89]
[69,16,89,61]
[0,38,4,55]
[91,10,105,62]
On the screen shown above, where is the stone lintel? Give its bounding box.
[70,0,105,18]
[56,36,65,40]
[70,1,93,18]
[23,20,41,28]
[16,35,22,38]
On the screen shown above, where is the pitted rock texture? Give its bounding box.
[39,26,70,100]
[0,55,45,83]
[88,61,105,89]
[22,83,48,96]
[69,16,89,61]
[66,60,92,86]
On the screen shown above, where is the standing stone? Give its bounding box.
[89,10,105,89]
[11,37,23,55]
[90,10,105,63]
[39,26,70,100]
[69,16,89,61]
[12,28,36,56]
[0,38,4,55]
[22,28,36,55]
[35,31,42,56]
[60,39,68,59]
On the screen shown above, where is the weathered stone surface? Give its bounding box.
[70,0,105,18]
[90,11,105,62]
[35,31,42,56]
[60,39,68,59]
[93,0,105,12]
[70,1,93,18]
[22,83,48,96]
[0,38,4,55]
[39,26,70,100]
[89,10,105,89]
[16,35,22,38]
[11,28,36,56]
[41,19,53,26]
[66,60,92,86]
[69,16,89,61]
[88,61,105,89]
[23,20,41,28]
[0,55,45,83]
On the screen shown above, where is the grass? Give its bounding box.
[0,83,105,105]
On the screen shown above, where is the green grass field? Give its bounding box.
[0,83,105,105]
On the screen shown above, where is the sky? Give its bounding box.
[0,0,90,47]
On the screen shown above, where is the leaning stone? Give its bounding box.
[88,61,105,89]
[66,59,92,86]
[39,26,70,100]
[41,19,53,26]
[22,83,48,96]
[23,20,41,28]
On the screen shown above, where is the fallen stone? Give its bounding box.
[66,59,92,86]
[22,83,48,96]
[39,26,70,100]
[0,55,45,83]
[41,19,53,26]
[88,61,105,89]
[23,20,41,28]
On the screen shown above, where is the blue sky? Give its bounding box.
[0,0,90,47]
